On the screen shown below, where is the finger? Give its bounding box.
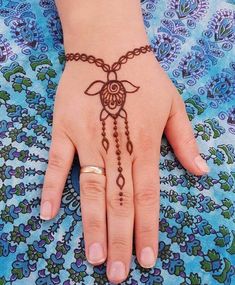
[78,144,107,266]
[133,146,159,268]
[106,157,134,284]
[40,128,75,220]
[164,93,210,176]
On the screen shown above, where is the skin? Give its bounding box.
[40,1,210,284]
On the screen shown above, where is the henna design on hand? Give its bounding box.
[66,45,153,205]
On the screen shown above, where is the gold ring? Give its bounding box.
[80,165,106,176]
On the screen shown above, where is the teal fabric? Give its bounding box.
[0,0,234,284]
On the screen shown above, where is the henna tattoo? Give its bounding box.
[66,44,153,205]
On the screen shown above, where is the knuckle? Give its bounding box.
[80,179,104,201]
[85,216,104,234]
[141,136,154,153]
[137,129,155,153]
[110,236,129,250]
[182,135,197,146]
[171,133,197,155]
[47,150,65,171]
[135,186,157,207]
[107,192,133,217]
[42,178,57,193]
[137,222,156,235]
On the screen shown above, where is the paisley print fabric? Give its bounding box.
[0,0,234,284]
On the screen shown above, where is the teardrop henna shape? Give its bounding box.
[102,137,109,152]
[116,173,125,189]
[127,141,133,155]
[101,120,109,152]
[124,116,133,155]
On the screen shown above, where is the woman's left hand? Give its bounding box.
[39,48,209,284]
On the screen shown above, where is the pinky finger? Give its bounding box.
[40,129,75,220]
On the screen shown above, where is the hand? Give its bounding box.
[39,49,209,284]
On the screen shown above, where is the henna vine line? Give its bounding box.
[65,44,153,205]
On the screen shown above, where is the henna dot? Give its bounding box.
[119,192,123,196]
[120,203,123,206]
[120,197,123,202]
[118,167,123,172]
[113,132,118,137]
[116,150,121,155]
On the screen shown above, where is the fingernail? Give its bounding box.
[88,243,105,263]
[40,201,52,220]
[140,247,156,268]
[194,155,210,174]
[108,261,126,282]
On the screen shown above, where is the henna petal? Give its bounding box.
[127,141,133,155]
[121,80,139,93]
[100,109,109,121]
[119,109,127,119]
[84,80,104,95]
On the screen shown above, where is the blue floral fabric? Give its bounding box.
[0,0,234,284]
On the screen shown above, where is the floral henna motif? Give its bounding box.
[84,71,138,202]
[66,45,153,205]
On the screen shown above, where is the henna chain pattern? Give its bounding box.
[65,44,153,72]
[65,44,153,206]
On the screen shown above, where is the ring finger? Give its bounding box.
[78,143,107,265]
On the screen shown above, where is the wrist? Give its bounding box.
[56,0,149,59]
[63,30,149,60]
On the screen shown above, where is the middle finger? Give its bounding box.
[106,150,134,284]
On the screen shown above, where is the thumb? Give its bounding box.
[164,93,210,176]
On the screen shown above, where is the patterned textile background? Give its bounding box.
[0,0,234,284]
